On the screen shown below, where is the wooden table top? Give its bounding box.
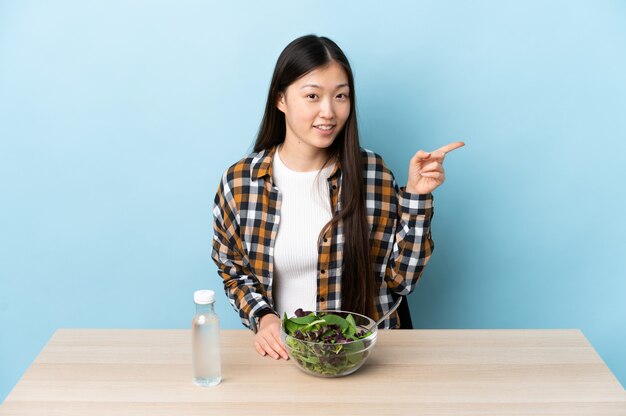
[1,329,625,415]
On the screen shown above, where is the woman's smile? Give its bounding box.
[313,124,336,135]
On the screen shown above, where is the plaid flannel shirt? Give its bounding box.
[212,145,434,332]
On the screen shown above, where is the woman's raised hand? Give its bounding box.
[254,314,290,360]
[406,141,465,194]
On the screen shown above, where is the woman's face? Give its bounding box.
[277,61,351,154]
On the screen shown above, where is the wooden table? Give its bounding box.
[1,329,625,415]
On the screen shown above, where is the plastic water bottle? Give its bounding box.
[192,289,221,386]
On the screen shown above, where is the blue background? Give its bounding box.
[1,0,625,402]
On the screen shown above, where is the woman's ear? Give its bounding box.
[276,92,286,113]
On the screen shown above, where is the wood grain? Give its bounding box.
[1,329,624,415]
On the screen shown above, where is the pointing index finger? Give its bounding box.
[436,141,465,155]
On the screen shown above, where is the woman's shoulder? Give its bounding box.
[359,147,399,203]
[220,148,273,185]
[359,147,394,177]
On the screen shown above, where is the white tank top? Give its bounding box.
[271,147,334,318]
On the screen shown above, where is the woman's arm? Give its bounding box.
[211,172,289,359]
[383,183,435,295]
[382,141,464,294]
[211,174,273,332]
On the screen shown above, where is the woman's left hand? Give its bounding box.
[406,141,465,194]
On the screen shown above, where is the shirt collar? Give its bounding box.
[250,146,275,181]
[250,145,342,181]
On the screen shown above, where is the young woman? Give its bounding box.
[212,34,463,360]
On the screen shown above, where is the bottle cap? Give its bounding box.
[194,290,215,304]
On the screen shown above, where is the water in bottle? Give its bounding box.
[192,289,221,386]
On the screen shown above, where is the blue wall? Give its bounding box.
[1,1,625,402]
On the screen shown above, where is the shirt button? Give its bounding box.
[323,237,328,243]
[321,269,326,274]
[320,296,326,302]
[332,185,337,190]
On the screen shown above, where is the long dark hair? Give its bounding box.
[254,34,376,318]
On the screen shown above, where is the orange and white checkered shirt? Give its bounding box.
[212,145,434,332]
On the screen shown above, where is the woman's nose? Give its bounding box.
[319,99,335,118]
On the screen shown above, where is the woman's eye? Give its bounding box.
[307,94,318,100]
[337,93,349,99]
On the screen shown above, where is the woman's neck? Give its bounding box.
[277,141,330,172]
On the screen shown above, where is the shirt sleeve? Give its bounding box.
[384,173,435,295]
[211,172,273,332]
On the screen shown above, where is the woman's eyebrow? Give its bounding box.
[301,83,349,89]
